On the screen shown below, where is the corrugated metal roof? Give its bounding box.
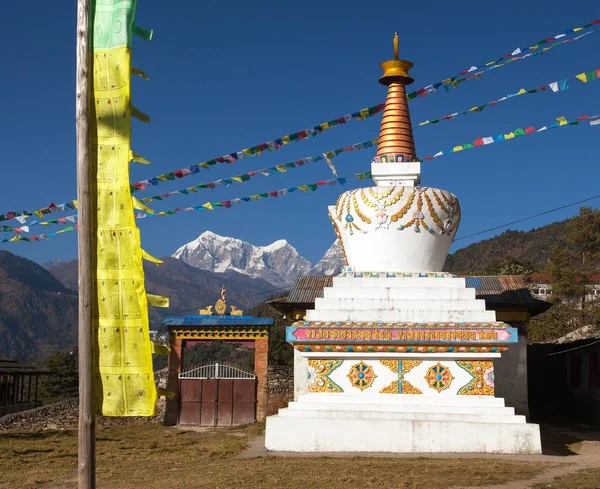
[466,275,538,306]
[280,275,548,310]
[286,275,334,304]
[162,315,273,327]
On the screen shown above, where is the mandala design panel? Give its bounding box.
[307,359,344,393]
[347,361,377,391]
[425,362,454,393]
[380,360,422,394]
[456,361,495,396]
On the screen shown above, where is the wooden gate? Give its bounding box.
[178,363,256,426]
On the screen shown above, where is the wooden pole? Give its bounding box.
[76,0,95,488]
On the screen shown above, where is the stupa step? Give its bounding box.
[322,287,478,301]
[288,402,514,417]
[332,277,467,288]
[306,308,497,322]
[315,297,487,311]
[323,286,477,300]
[297,394,506,406]
[265,416,542,453]
[277,408,526,424]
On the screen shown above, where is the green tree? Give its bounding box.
[248,296,293,366]
[38,350,78,404]
[549,207,600,310]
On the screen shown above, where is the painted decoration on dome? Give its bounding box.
[425,362,454,393]
[347,361,377,391]
[332,186,460,238]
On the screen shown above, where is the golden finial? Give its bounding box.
[379,31,414,86]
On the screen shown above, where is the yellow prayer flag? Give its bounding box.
[202,203,214,210]
[132,196,154,215]
[516,88,526,95]
[452,146,464,152]
[275,165,287,172]
[556,116,568,126]
[504,132,515,139]
[282,136,291,144]
[575,73,588,83]
[142,249,163,265]
[147,294,169,308]
[129,150,150,165]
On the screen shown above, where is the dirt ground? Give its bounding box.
[0,423,599,489]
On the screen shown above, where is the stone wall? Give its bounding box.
[0,367,293,430]
[0,369,169,431]
[267,365,293,416]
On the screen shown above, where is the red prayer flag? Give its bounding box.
[316,180,327,186]
[473,138,484,147]
[173,170,184,178]
[221,201,232,208]
[525,126,536,134]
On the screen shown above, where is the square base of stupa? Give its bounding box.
[265,387,541,454]
[265,274,542,454]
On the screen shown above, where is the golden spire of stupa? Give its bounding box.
[376,32,417,160]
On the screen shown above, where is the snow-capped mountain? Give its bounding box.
[311,240,345,275]
[172,231,312,287]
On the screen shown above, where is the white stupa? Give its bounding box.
[265,33,542,454]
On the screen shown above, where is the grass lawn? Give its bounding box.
[0,422,555,489]
[531,468,600,489]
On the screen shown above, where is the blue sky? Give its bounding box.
[1,1,599,265]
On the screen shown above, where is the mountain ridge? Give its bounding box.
[172,230,312,286]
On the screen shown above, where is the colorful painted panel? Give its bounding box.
[380,360,422,394]
[456,361,495,396]
[288,326,518,345]
[295,344,507,353]
[304,359,496,396]
[347,361,377,391]
[425,363,455,393]
[307,360,343,393]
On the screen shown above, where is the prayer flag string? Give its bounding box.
[0,21,596,224]
[6,111,599,244]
